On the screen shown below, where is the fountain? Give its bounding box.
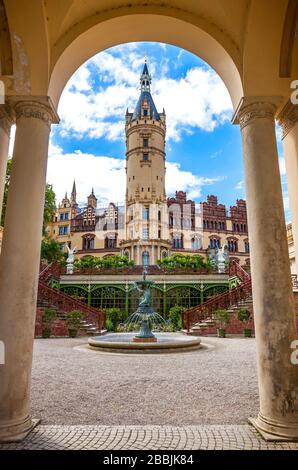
[88,268,201,353]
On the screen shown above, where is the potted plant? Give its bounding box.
[214,309,230,338]
[65,310,84,338]
[41,308,57,338]
[237,308,252,337]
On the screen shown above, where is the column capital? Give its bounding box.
[232,96,282,130]
[7,96,59,129]
[277,99,298,139]
[0,104,14,136]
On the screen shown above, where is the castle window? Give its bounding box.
[65,212,69,220]
[143,138,148,148]
[142,251,150,266]
[158,229,161,238]
[83,235,95,250]
[191,237,199,249]
[141,187,144,192]
[105,236,116,249]
[158,210,161,222]
[245,241,250,253]
[143,228,149,239]
[59,226,68,235]
[133,176,135,180]
[172,237,183,249]
[60,213,64,221]
[143,109,148,116]
[143,207,149,220]
[143,153,149,161]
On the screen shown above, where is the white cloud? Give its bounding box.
[56,47,232,143]
[235,180,244,190]
[47,146,221,207]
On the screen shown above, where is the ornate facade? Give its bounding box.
[48,62,251,267]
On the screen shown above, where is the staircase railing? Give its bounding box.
[182,261,252,333]
[38,263,105,332]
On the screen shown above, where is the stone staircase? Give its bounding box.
[38,263,106,336]
[187,295,253,336]
[37,299,106,336]
[182,260,253,334]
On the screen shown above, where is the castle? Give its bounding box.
[47,62,250,267]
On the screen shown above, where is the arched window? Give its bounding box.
[82,235,95,250]
[191,237,199,249]
[142,251,150,266]
[105,235,117,249]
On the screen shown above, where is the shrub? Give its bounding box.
[237,308,251,326]
[169,305,184,330]
[106,319,114,332]
[106,308,123,331]
[65,310,84,337]
[214,309,230,328]
[41,308,57,338]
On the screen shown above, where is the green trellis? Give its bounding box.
[59,281,229,316]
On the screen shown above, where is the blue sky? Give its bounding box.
[45,42,289,220]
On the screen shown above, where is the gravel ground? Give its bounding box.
[31,335,259,425]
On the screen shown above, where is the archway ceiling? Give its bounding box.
[1,0,297,112]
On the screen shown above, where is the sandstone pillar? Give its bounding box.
[234,98,298,440]
[0,105,14,224]
[0,98,58,442]
[278,101,298,275]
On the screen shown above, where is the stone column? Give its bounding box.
[0,105,14,224]
[0,98,59,442]
[151,245,155,265]
[278,101,298,276]
[234,98,298,440]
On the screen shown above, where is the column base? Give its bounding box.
[249,414,298,441]
[0,416,40,442]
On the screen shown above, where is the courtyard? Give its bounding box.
[1,334,298,451]
[30,336,258,426]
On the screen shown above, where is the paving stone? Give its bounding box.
[0,425,297,450]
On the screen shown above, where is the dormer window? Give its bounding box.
[143,109,148,116]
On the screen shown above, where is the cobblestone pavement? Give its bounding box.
[0,425,298,450]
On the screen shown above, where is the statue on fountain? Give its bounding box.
[127,267,165,343]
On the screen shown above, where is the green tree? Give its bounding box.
[41,237,64,263]
[43,183,56,235]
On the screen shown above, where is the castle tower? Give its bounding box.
[87,188,97,209]
[120,60,171,265]
[70,179,78,218]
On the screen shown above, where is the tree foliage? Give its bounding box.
[41,237,65,263]
[158,254,212,270]
[74,255,134,270]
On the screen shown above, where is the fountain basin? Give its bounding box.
[88,333,201,353]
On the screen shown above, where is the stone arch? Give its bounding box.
[48,11,243,109]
